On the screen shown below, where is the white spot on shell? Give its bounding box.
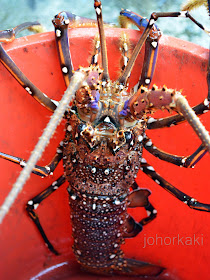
[147,117,156,124]
[91,167,96,173]
[149,19,155,26]
[146,210,151,216]
[95,7,101,15]
[64,19,70,25]
[204,99,209,106]
[123,56,128,66]
[71,194,76,200]
[145,140,152,147]
[104,116,111,123]
[62,66,68,74]
[151,41,158,48]
[92,203,96,210]
[104,168,109,175]
[34,203,39,210]
[59,141,64,146]
[179,11,187,17]
[130,140,134,146]
[56,29,61,37]
[94,54,98,64]
[114,199,121,205]
[20,160,26,167]
[147,166,155,171]
[181,158,186,164]
[155,179,160,185]
[67,125,72,132]
[138,135,143,142]
[25,87,32,95]
[110,254,116,259]
[145,78,150,84]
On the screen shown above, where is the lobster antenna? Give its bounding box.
[118,17,155,86]
[181,0,209,15]
[94,0,110,81]
[0,71,86,224]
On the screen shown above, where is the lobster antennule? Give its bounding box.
[94,0,109,81]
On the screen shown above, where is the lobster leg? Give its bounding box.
[118,11,204,87]
[143,135,208,168]
[26,175,66,255]
[0,21,43,43]
[62,12,105,29]
[0,22,58,112]
[151,11,209,34]
[124,188,157,238]
[140,159,210,212]
[145,10,210,130]
[52,12,74,87]
[118,15,156,86]
[0,45,57,112]
[131,181,158,225]
[0,141,63,177]
[120,9,161,88]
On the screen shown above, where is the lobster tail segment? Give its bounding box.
[115,258,164,277]
[82,257,164,277]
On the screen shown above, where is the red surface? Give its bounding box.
[0,28,209,280]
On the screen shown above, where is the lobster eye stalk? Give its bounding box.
[94,0,110,81]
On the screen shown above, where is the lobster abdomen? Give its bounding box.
[68,186,128,274]
[63,112,163,276]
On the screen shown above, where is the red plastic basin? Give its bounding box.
[0,27,209,280]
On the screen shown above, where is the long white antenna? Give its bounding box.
[0,71,85,224]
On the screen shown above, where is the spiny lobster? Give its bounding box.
[0,0,210,278]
